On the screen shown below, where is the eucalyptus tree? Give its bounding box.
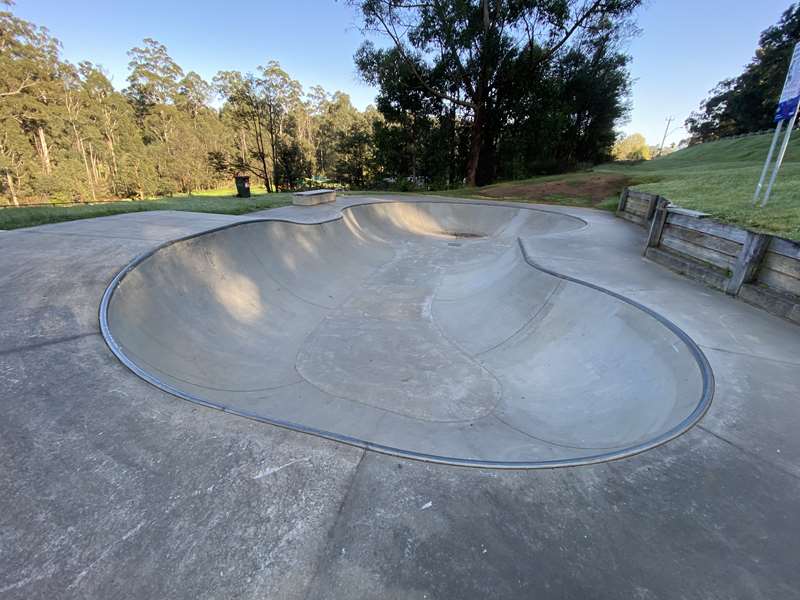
[311,90,366,179]
[125,38,184,114]
[496,22,634,176]
[123,39,181,195]
[0,1,62,195]
[61,62,100,201]
[351,0,641,185]
[335,108,378,187]
[356,46,449,182]
[212,63,310,190]
[77,62,137,194]
[259,61,303,186]
[176,71,213,123]
[211,70,274,190]
[0,117,30,205]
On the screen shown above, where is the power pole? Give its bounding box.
[658,116,674,158]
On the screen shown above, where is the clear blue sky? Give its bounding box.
[624,0,793,146]
[11,0,798,146]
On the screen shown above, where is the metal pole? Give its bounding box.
[658,116,673,158]
[752,120,784,206]
[762,105,799,207]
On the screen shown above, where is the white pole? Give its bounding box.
[658,116,673,158]
[762,104,799,207]
[752,120,784,206]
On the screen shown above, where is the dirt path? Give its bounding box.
[477,173,629,204]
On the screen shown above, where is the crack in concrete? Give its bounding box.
[0,331,99,357]
[303,449,367,600]
[696,424,800,482]
[699,344,800,367]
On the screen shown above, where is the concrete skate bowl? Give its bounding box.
[101,200,713,468]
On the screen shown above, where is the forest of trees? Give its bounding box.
[0,4,379,206]
[686,3,800,143]
[1,0,640,205]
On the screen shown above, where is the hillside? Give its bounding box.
[643,133,800,165]
[598,132,800,240]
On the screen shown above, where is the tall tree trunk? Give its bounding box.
[5,171,19,207]
[239,129,247,164]
[133,162,145,200]
[253,119,272,192]
[160,110,170,148]
[36,127,52,175]
[64,83,96,202]
[260,155,271,190]
[81,144,97,202]
[89,143,100,183]
[102,107,119,182]
[265,105,279,191]
[106,137,117,174]
[447,104,456,187]
[72,125,97,202]
[106,136,118,196]
[465,0,492,187]
[466,103,484,187]
[410,114,417,179]
[269,128,278,191]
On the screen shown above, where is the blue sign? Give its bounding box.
[776,97,800,122]
[775,42,800,122]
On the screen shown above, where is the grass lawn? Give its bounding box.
[599,133,800,241]
[0,189,292,230]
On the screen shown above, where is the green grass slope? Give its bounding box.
[600,132,800,240]
[644,132,800,165]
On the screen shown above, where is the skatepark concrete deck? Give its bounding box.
[1,196,799,599]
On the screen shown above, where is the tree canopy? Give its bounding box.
[351,0,641,185]
[612,133,649,161]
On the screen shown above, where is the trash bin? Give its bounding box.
[235,176,250,198]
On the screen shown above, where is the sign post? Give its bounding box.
[754,41,800,207]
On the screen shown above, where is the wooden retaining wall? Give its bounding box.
[616,187,800,325]
[759,237,800,295]
[739,237,800,323]
[616,189,661,226]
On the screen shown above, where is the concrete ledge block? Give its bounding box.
[667,207,710,219]
[293,189,336,206]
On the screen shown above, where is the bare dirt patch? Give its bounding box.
[476,173,629,204]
